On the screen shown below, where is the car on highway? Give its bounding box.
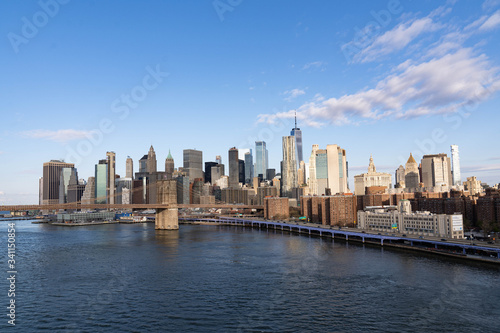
[441,238,447,241]
[418,236,424,239]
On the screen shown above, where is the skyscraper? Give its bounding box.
[183,149,203,182]
[308,144,319,195]
[95,160,108,204]
[298,160,306,186]
[126,156,134,179]
[165,150,174,180]
[244,151,253,184]
[451,145,461,186]
[211,164,224,185]
[106,151,116,204]
[42,160,75,205]
[266,168,276,181]
[290,112,303,167]
[176,175,190,204]
[326,144,349,194]
[39,177,43,205]
[81,177,96,205]
[316,149,328,195]
[139,154,148,173]
[255,141,268,179]
[421,154,453,188]
[228,147,239,188]
[67,172,85,203]
[238,159,245,184]
[59,167,78,204]
[281,136,298,197]
[204,161,218,184]
[405,153,420,189]
[215,155,222,165]
[115,178,133,205]
[147,145,157,174]
[395,165,405,187]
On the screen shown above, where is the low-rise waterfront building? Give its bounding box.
[57,211,116,223]
[357,200,464,239]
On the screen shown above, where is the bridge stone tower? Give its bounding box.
[155,179,178,230]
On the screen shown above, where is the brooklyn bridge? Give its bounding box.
[1,180,263,230]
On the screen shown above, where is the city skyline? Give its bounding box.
[2,1,500,204]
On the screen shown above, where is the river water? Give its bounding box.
[1,220,499,332]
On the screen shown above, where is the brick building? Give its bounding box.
[301,195,357,226]
[256,186,279,205]
[221,188,250,205]
[264,197,289,220]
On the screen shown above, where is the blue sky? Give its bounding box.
[1,0,500,204]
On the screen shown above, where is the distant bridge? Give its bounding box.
[2,179,263,231]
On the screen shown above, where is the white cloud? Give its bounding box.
[0,191,4,196]
[479,10,500,31]
[429,5,453,19]
[465,15,489,31]
[21,129,98,143]
[426,40,462,58]
[283,88,306,101]
[261,4,500,127]
[302,61,326,71]
[461,164,500,172]
[483,0,500,11]
[465,10,500,32]
[259,48,500,127]
[354,17,441,63]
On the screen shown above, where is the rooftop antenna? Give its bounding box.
[294,110,297,128]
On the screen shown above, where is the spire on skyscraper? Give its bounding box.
[147,145,157,173]
[290,110,303,165]
[407,153,417,165]
[165,149,174,180]
[368,155,376,173]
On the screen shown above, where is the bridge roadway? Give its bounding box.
[180,216,500,262]
[0,204,263,211]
